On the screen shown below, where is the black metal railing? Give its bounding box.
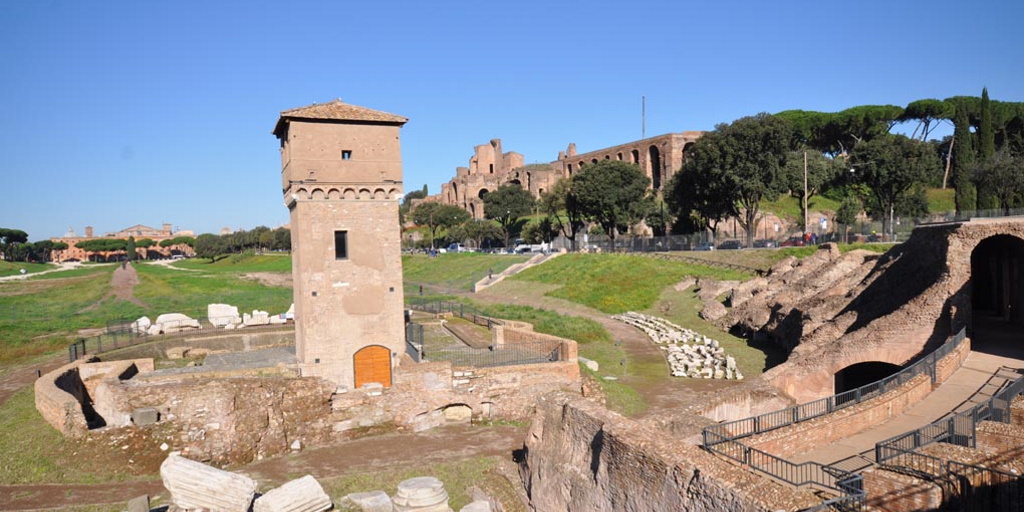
[420,340,562,368]
[406,299,501,329]
[704,328,967,445]
[405,323,424,362]
[875,371,1024,465]
[66,313,294,363]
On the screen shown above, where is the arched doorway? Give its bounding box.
[971,235,1024,328]
[834,361,901,396]
[354,345,392,388]
[648,145,662,189]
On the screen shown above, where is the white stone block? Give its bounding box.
[254,475,332,512]
[161,452,256,512]
[208,304,240,327]
[344,490,394,512]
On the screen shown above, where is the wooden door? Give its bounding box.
[354,345,392,388]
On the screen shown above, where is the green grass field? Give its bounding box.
[174,252,292,273]
[926,187,956,213]
[510,253,751,314]
[134,262,292,318]
[402,253,530,291]
[0,261,54,277]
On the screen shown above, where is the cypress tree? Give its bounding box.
[976,88,998,209]
[953,103,977,214]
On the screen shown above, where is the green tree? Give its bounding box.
[974,150,1024,215]
[898,99,952,141]
[399,186,429,225]
[851,135,940,235]
[520,217,558,244]
[483,184,535,247]
[665,142,735,239]
[835,196,861,243]
[0,228,29,260]
[953,103,977,213]
[540,178,585,251]
[976,88,999,210]
[193,233,226,260]
[126,236,137,261]
[784,149,842,230]
[572,160,650,251]
[454,219,504,249]
[411,202,470,249]
[690,113,791,246]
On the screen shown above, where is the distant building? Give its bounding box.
[50,223,195,262]
[424,132,704,219]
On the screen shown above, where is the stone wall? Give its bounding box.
[862,468,943,512]
[96,376,335,464]
[745,374,932,457]
[35,358,155,436]
[519,392,820,512]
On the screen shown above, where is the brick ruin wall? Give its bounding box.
[743,336,970,457]
[35,358,155,437]
[518,392,821,512]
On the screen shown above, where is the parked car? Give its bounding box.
[780,236,805,247]
[717,240,743,250]
[753,239,778,248]
[694,242,715,251]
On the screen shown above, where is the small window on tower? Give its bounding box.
[342,150,352,160]
[334,230,348,260]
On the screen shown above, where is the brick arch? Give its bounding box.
[373,188,386,200]
[388,188,400,199]
[296,188,309,200]
[311,188,326,200]
[343,188,357,200]
[328,188,341,200]
[358,188,371,200]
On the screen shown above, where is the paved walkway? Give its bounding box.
[790,322,1024,471]
[0,261,88,281]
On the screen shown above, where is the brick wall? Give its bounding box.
[520,392,820,512]
[746,374,932,456]
[863,468,943,512]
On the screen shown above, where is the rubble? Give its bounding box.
[253,475,332,512]
[612,312,742,380]
[160,452,257,512]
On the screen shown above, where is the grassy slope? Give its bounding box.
[0,261,54,277]
[926,187,956,213]
[402,253,530,291]
[174,252,292,273]
[510,253,750,314]
[134,262,292,318]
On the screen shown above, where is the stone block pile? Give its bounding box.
[612,311,743,380]
[160,452,332,512]
[130,303,294,336]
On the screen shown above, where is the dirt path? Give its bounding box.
[78,262,147,312]
[0,424,524,510]
[0,262,87,282]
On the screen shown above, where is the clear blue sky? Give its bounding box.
[2,0,1022,239]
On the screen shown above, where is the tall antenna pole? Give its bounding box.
[642,96,646,139]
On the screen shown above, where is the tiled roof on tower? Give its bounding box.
[274,99,407,135]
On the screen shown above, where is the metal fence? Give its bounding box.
[875,370,1024,464]
[946,460,1024,512]
[704,328,967,446]
[67,314,293,363]
[406,299,500,329]
[406,299,569,368]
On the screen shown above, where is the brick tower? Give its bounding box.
[273,100,407,387]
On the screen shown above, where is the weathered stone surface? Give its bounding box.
[393,476,451,512]
[208,303,241,327]
[459,501,491,512]
[131,407,159,426]
[165,346,190,359]
[699,301,728,321]
[578,356,599,372]
[154,313,201,334]
[131,316,151,334]
[253,475,332,512]
[520,393,818,512]
[160,452,257,512]
[344,490,394,512]
[126,494,149,512]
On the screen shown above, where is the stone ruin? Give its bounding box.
[158,451,495,512]
[129,303,295,335]
[613,312,743,380]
